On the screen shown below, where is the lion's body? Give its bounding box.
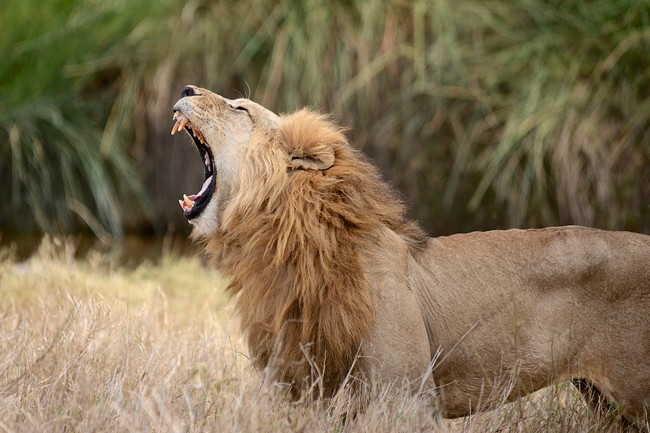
[368,226,650,418]
[171,85,650,427]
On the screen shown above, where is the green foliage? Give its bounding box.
[434,0,650,230]
[0,0,154,235]
[131,0,650,233]
[2,0,649,235]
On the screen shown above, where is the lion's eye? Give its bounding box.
[228,102,248,112]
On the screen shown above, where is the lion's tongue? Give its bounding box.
[179,175,213,211]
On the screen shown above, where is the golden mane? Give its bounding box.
[203,109,427,395]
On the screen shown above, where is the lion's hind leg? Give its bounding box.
[572,379,645,432]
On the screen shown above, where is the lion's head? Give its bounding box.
[171,85,280,236]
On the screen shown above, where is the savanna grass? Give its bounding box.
[0,239,632,432]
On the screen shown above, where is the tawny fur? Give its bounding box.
[172,85,650,429]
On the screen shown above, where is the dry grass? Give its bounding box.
[0,239,630,432]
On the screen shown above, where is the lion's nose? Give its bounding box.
[180,85,196,98]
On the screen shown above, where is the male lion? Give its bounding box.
[170,85,650,428]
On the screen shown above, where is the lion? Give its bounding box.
[170,85,650,428]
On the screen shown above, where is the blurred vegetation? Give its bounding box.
[1,0,649,238]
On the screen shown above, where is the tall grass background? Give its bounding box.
[1,0,648,237]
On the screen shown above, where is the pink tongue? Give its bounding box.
[188,176,213,200]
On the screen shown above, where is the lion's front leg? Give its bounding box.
[359,238,434,399]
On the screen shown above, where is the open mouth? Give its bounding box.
[171,111,216,220]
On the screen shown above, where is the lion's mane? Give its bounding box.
[202,109,427,395]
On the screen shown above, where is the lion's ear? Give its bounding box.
[289,144,335,171]
[279,109,340,171]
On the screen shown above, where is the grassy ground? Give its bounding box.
[0,240,629,432]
